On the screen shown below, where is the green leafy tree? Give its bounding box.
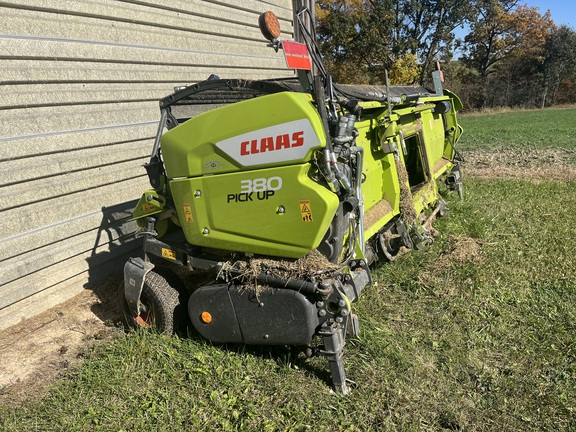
[316,0,476,85]
[315,0,573,107]
[541,26,576,106]
[458,0,519,82]
[391,0,477,83]
[316,0,394,83]
[388,53,420,84]
[458,0,556,107]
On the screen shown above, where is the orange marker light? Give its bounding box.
[259,11,281,41]
[200,311,212,324]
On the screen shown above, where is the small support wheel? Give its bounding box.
[120,269,188,335]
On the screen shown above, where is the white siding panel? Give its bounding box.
[2,139,151,184]
[0,204,135,261]
[0,123,157,159]
[0,0,295,329]
[0,37,287,70]
[0,102,158,143]
[1,59,291,85]
[1,83,170,109]
[2,8,287,47]
[0,274,96,330]
[1,238,139,310]
[0,159,149,210]
[0,222,139,291]
[0,177,148,241]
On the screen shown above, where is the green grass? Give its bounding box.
[458,107,576,152]
[2,110,576,431]
[367,179,576,430]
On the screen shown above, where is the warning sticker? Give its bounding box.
[142,203,156,213]
[182,203,193,223]
[161,248,177,260]
[299,200,313,222]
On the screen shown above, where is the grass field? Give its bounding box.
[457,107,576,153]
[1,109,575,431]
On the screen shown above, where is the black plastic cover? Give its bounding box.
[189,285,319,346]
[189,284,243,343]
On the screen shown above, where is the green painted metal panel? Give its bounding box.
[169,163,339,258]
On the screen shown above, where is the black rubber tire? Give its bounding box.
[120,269,188,336]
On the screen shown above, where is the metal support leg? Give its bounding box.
[319,323,349,395]
[446,165,463,200]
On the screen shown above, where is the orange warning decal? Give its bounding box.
[183,203,193,223]
[299,200,313,222]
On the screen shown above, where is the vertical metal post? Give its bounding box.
[150,108,168,159]
[292,0,315,43]
[292,0,318,80]
[320,323,350,395]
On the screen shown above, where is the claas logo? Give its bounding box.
[240,131,304,156]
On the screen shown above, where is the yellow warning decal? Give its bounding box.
[162,248,177,260]
[142,203,156,213]
[299,200,313,222]
[182,203,193,223]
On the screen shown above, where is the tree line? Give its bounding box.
[316,0,576,109]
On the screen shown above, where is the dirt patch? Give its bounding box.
[463,148,576,182]
[0,277,124,406]
[418,235,486,295]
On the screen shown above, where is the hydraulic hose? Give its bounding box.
[355,146,365,254]
[314,75,339,193]
[331,152,352,192]
[256,273,318,294]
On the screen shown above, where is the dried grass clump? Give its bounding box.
[438,235,486,267]
[396,159,417,226]
[219,249,342,293]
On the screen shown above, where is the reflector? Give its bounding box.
[201,311,213,324]
[282,41,312,71]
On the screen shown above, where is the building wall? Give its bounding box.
[0,0,294,330]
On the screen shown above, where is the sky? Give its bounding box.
[453,1,575,48]
[524,0,575,29]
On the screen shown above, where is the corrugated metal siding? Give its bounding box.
[0,0,294,330]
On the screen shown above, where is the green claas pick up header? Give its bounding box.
[121,6,463,395]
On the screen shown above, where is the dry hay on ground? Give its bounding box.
[437,235,486,267]
[463,148,576,182]
[418,235,486,296]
